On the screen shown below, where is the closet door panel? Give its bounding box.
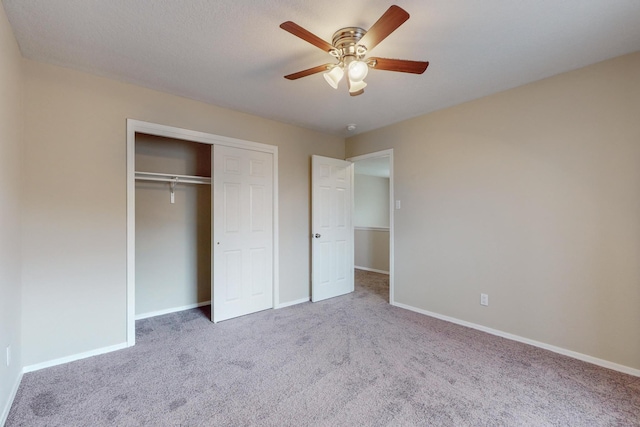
[250,247,267,296]
[223,250,242,302]
[250,185,266,232]
[213,145,273,322]
[223,183,241,233]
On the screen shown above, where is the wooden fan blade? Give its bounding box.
[369,58,429,74]
[359,5,410,52]
[280,21,334,53]
[284,64,332,80]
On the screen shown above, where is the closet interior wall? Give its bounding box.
[135,133,212,318]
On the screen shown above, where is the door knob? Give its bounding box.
[314,233,321,238]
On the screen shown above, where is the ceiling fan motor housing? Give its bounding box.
[331,27,367,62]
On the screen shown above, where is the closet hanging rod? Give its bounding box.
[135,171,211,185]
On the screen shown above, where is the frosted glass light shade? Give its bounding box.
[347,60,369,82]
[348,79,367,93]
[323,66,344,89]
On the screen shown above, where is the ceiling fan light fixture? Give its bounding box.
[347,60,369,82]
[281,5,428,96]
[323,65,344,89]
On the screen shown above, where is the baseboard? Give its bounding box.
[1,370,23,427]
[355,266,390,275]
[23,342,128,374]
[392,301,640,378]
[275,297,309,309]
[135,301,211,320]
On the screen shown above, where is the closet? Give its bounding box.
[134,133,212,319]
[128,121,277,336]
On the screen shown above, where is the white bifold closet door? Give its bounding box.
[212,145,273,322]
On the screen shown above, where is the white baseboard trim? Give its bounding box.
[275,297,309,309]
[392,301,640,378]
[135,301,211,320]
[1,370,23,427]
[355,266,390,275]
[23,342,128,374]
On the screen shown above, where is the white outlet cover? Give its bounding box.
[480,294,489,306]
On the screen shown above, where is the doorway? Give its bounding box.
[126,120,279,346]
[347,149,394,303]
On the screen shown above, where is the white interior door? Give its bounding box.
[213,145,273,322]
[312,155,354,302]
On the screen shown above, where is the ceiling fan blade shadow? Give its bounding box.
[369,58,429,74]
[284,64,333,80]
[359,5,409,52]
[280,21,334,53]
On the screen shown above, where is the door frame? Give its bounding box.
[346,149,395,304]
[126,119,279,346]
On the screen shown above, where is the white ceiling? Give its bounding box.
[4,0,640,136]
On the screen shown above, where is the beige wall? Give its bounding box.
[354,174,390,227]
[135,134,211,316]
[0,3,24,421]
[346,52,640,370]
[354,174,390,272]
[21,60,344,366]
[355,229,390,273]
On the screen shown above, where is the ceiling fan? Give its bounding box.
[280,5,429,96]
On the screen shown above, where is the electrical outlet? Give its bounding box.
[6,345,10,367]
[480,293,489,306]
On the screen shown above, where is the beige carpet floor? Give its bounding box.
[6,270,640,426]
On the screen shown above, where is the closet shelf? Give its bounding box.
[135,171,211,185]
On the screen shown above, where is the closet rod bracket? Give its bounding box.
[170,177,178,204]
